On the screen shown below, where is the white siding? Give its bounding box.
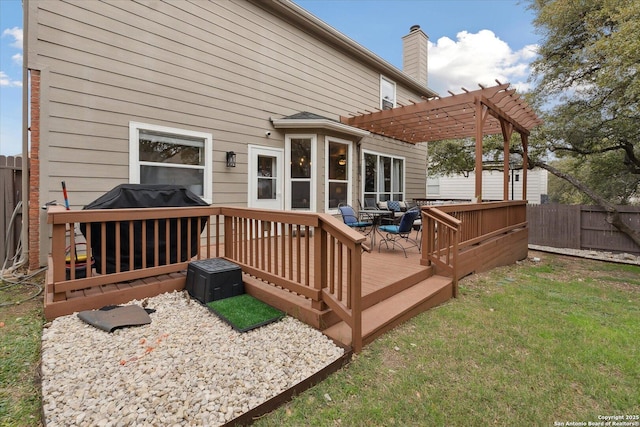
[428,168,548,204]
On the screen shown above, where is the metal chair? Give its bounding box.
[338,204,373,233]
[363,197,377,209]
[377,208,421,257]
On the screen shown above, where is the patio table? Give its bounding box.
[361,209,394,246]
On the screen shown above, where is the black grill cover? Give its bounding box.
[80,184,209,274]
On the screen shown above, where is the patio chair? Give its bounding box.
[378,208,421,257]
[363,197,377,210]
[338,204,373,233]
[380,199,404,224]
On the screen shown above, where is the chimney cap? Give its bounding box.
[410,25,421,32]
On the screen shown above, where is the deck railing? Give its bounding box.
[47,205,366,351]
[420,207,461,296]
[437,201,527,247]
[420,200,528,294]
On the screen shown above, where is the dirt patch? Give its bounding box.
[456,250,640,296]
[0,273,44,322]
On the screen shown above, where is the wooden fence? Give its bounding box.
[527,204,640,255]
[0,155,24,267]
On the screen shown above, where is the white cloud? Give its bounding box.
[2,27,23,49]
[0,70,22,87]
[428,30,538,95]
[12,52,23,65]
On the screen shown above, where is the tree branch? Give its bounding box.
[527,157,640,249]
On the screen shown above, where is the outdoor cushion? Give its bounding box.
[339,205,372,228]
[378,224,401,233]
[387,200,401,212]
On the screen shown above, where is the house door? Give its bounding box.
[248,146,284,210]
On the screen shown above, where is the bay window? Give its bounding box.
[326,138,352,211]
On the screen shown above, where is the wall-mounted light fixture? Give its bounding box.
[226,151,236,168]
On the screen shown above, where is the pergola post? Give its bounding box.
[500,120,513,201]
[474,99,484,202]
[522,133,529,201]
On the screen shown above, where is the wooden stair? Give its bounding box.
[323,274,453,348]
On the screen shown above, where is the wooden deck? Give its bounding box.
[241,231,454,348]
[44,229,453,349]
[45,202,528,351]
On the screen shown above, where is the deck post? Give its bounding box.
[50,220,66,284]
[224,215,234,261]
[349,246,363,353]
[451,225,459,298]
[313,226,327,311]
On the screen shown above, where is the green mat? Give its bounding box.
[206,294,285,332]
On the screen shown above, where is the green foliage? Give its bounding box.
[427,139,476,176]
[547,154,639,204]
[528,0,640,204]
[428,134,525,177]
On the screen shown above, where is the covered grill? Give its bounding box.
[80,184,208,274]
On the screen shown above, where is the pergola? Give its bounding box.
[341,82,542,201]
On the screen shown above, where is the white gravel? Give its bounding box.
[41,291,345,426]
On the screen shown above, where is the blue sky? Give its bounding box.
[0,0,538,156]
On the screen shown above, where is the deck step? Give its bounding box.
[323,274,453,348]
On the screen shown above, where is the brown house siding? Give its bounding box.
[27,0,434,266]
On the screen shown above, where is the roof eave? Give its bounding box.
[254,0,438,99]
[272,118,371,138]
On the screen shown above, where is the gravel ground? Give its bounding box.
[41,291,345,426]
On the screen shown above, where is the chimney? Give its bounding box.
[402,25,429,87]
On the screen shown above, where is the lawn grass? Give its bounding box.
[255,253,640,426]
[0,279,44,427]
[2,253,639,426]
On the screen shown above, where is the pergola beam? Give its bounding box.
[341,83,542,202]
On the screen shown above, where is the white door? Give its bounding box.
[248,146,284,210]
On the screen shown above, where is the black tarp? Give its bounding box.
[80,184,208,274]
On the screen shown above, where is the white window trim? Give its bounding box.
[285,134,317,212]
[129,121,212,203]
[380,75,396,110]
[361,149,406,202]
[325,136,353,214]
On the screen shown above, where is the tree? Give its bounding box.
[430,0,640,248]
[527,0,640,247]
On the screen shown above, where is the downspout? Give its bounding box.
[20,0,29,266]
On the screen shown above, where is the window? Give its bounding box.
[257,155,277,199]
[363,151,405,202]
[286,135,316,211]
[129,122,212,201]
[380,76,396,110]
[427,174,440,196]
[326,138,352,212]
